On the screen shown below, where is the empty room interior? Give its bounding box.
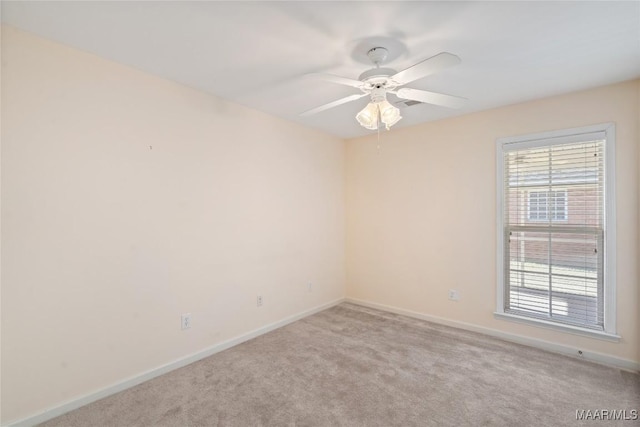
[1,1,639,426]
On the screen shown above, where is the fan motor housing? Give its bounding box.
[359,67,396,82]
[359,67,398,91]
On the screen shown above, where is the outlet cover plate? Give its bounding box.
[181,313,192,330]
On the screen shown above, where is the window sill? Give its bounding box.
[493,312,620,342]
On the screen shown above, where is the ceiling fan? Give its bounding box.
[301,47,466,131]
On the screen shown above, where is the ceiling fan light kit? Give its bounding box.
[302,46,466,132]
[356,92,402,131]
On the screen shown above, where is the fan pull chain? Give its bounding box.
[377,104,381,151]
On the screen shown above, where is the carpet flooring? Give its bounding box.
[40,303,639,426]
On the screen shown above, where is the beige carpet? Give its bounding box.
[40,303,639,426]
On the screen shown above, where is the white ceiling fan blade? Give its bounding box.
[395,87,467,109]
[305,73,364,89]
[391,52,461,86]
[300,93,367,117]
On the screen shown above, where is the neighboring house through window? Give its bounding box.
[528,190,567,222]
[495,123,617,339]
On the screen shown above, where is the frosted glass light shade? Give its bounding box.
[379,100,402,129]
[356,103,379,130]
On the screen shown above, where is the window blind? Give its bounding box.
[503,134,605,330]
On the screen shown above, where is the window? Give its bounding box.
[528,190,567,222]
[496,124,617,339]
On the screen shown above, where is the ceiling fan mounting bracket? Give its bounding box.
[358,47,400,91]
[366,47,389,66]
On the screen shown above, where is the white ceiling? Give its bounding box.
[3,1,640,139]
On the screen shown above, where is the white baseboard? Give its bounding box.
[7,298,345,427]
[345,297,640,373]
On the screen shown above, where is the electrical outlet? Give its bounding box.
[181,313,192,330]
[448,289,460,301]
[257,295,263,307]
[307,282,313,292]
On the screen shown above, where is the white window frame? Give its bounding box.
[495,123,618,341]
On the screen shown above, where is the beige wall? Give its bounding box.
[637,81,640,361]
[0,27,345,423]
[346,80,639,364]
